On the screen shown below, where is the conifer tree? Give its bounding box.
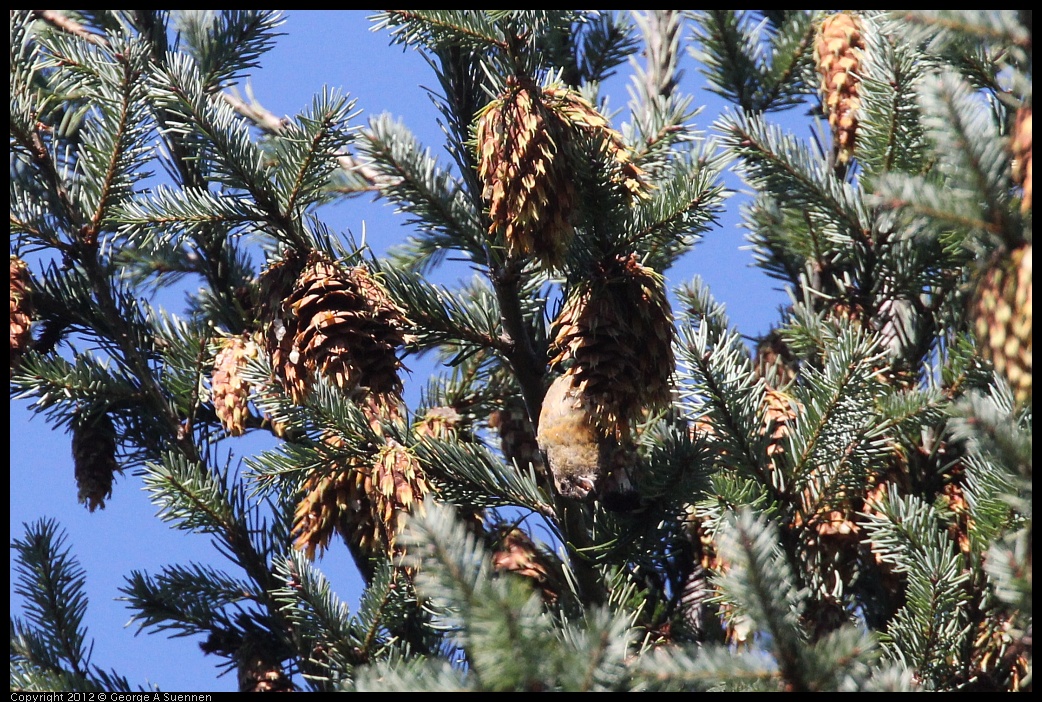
[11,10,1031,692]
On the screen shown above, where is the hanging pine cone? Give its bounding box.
[682,510,752,648]
[270,253,408,405]
[236,634,295,693]
[815,12,864,168]
[238,659,294,693]
[292,434,430,564]
[762,387,799,462]
[489,525,558,604]
[939,481,974,555]
[10,256,33,377]
[476,79,646,269]
[72,411,120,512]
[1011,105,1031,213]
[764,388,858,545]
[549,253,674,438]
[257,251,306,323]
[488,395,543,473]
[968,611,1031,691]
[676,507,722,639]
[260,253,308,402]
[861,476,911,591]
[366,438,430,560]
[414,405,460,438]
[211,334,260,436]
[541,86,648,200]
[476,77,578,268]
[971,244,1032,406]
[754,328,797,388]
[292,453,359,561]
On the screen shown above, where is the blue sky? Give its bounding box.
[10,10,795,691]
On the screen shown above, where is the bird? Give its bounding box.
[537,374,611,500]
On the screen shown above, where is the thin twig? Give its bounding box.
[221,88,383,190]
[31,10,108,47]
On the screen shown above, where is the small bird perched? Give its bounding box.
[537,374,617,500]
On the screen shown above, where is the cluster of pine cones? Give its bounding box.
[206,251,428,562]
[476,78,674,505]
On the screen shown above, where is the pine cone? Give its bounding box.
[292,452,359,561]
[549,253,674,438]
[10,256,33,377]
[211,334,260,436]
[488,396,543,473]
[541,86,648,200]
[257,252,306,323]
[366,439,430,559]
[764,389,858,543]
[968,612,1030,691]
[292,434,430,562]
[681,510,752,648]
[677,508,722,639]
[476,77,578,268]
[490,526,558,604]
[270,254,408,404]
[236,635,295,693]
[238,661,294,693]
[971,244,1032,406]
[754,328,797,388]
[762,387,799,462]
[261,254,310,402]
[72,412,119,512]
[939,481,974,555]
[476,80,646,269]
[412,404,466,437]
[815,12,864,167]
[1012,105,1031,213]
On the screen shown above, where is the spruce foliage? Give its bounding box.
[10,10,1031,692]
